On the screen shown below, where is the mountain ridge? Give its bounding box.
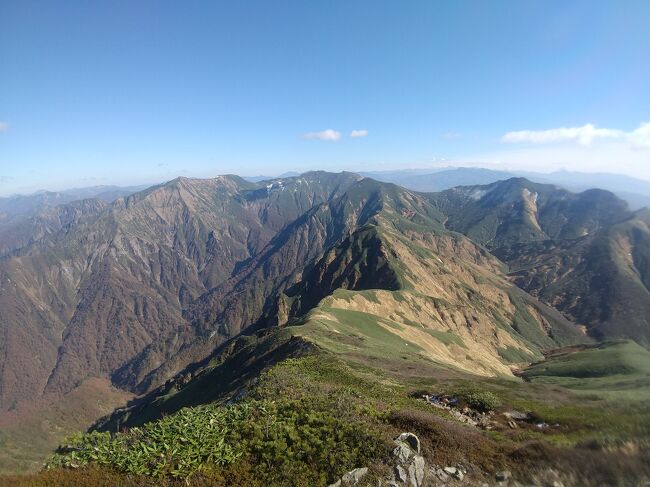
[1,171,650,479]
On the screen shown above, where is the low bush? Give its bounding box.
[46,398,386,485]
[458,389,502,412]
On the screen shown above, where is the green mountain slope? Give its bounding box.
[430,178,630,250]
[427,178,650,346]
[498,208,650,347]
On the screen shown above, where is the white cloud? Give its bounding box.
[0,122,9,132]
[440,132,462,140]
[302,129,341,141]
[501,122,650,149]
[350,129,369,138]
[501,123,623,146]
[628,122,650,149]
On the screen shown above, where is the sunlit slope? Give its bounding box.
[286,207,586,376]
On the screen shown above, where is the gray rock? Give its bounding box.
[408,455,425,486]
[443,466,464,481]
[328,466,369,486]
[430,467,450,482]
[504,410,529,421]
[393,441,414,463]
[388,433,426,487]
[396,432,421,454]
[342,467,369,485]
[395,465,408,483]
[496,470,512,481]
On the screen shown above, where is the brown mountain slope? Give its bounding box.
[0,173,588,416]
[0,198,108,257]
[0,172,362,411]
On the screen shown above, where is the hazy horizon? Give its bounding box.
[5,165,650,199]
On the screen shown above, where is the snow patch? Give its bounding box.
[469,189,488,200]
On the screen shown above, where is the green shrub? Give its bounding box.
[46,398,385,484]
[459,390,502,412]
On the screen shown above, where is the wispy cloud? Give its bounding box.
[302,129,341,141]
[501,122,650,148]
[440,132,462,140]
[350,129,368,138]
[0,122,9,133]
[502,124,622,146]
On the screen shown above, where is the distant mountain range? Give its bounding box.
[0,185,148,259]
[0,185,148,218]
[361,167,650,210]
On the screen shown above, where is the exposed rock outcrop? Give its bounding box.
[384,433,426,487]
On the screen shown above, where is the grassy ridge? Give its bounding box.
[521,340,650,401]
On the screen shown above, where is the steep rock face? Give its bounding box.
[0,172,362,410]
[283,225,402,318]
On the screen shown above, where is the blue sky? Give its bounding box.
[1,1,649,195]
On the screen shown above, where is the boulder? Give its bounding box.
[443,466,457,476]
[393,441,414,464]
[430,467,450,482]
[396,432,421,454]
[495,470,511,481]
[386,433,426,487]
[342,467,369,485]
[328,466,369,487]
[395,465,408,483]
[443,466,465,480]
[408,455,425,486]
[504,410,529,421]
